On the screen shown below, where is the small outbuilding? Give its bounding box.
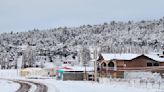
[20,68,45,77]
[56,66,94,81]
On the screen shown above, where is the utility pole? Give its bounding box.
[94,60,97,82]
[84,64,87,80]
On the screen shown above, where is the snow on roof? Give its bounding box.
[101,53,164,62]
[58,66,94,72]
[101,53,141,60]
[21,68,43,71]
[70,66,94,72]
[144,54,164,62]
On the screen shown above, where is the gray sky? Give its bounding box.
[0,0,164,33]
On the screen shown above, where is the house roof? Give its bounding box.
[144,54,164,62]
[101,53,141,61]
[21,68,43,72]
[101,53,164,62]
[57,66,94,72]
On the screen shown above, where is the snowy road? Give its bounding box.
[25,80,48,92]
[14,80,48,92]
[14,80,31,92]
[3,79,48,92]
[1,78,164,92]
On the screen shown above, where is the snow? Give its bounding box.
[57,66,94,72]
[0,77,163,92]
[101,53,164,62]
[0,69,163,92]
[44,62,55,69]
[124,71,162,80]
[21,68,43,71]
[0,70,163,92]
[101,53,141,60]
[145,54,164,62]
[0,69,19,78]
[30,79,164,92]
[70,66,94,71]
[24,81,37,92]
[0,79,20,92]
[18,45,28,50]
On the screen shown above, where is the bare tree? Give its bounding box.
[81,46,91,80]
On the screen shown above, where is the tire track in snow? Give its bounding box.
[14,81,31,92]
[1,79,48,92]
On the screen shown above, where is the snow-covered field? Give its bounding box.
[0,69,164,92]
[1,77,164,92]
[0,69,19,78]
[31,79,164,92]
[0,79,20,92]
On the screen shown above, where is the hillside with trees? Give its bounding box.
[0,17,164,69]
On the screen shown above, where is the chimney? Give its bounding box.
[157,54,160,56]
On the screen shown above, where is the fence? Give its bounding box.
[99,78,164,89]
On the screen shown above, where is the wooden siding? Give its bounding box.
[159,62,164,66]
[124,55,148,67]
[116,60,124,67]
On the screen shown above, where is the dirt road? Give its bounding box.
[12,79,48,92]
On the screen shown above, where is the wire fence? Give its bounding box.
[99,78,164,90]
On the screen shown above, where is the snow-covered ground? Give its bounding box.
[1,77,164,92]
[0,69,19,78]
[1,69,164,92]
[0,79,20,92]
[29,79,164,92]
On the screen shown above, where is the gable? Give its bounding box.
[100,53,141,61]
[130,55,158,63]
[100,53,164,62]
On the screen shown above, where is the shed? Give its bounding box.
[56,66,94,80]
[20,68,45,77]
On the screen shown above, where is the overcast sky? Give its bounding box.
[0,0,164,33]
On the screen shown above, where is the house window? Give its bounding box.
[108,62,114,67]
[64,62,67,64]
[108,62,115,70]
[101,62,106,68]
[147,63,152,67]
[154,63,159,66]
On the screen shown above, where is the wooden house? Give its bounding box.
[97,53,164,78]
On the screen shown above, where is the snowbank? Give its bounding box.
[124,71,162,81]
[0,69,19,78]
[32,79,163,92]
[0,80,20,92]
